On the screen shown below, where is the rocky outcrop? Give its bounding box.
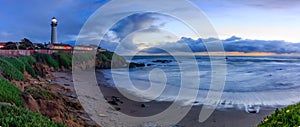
[129,62,146,68]
[21,93,39,112]
[38,100,63,122]
[96,59,128,69]
[33,63,53,78]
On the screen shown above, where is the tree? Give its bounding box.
[4,42,17,49]
[19,38,34,50]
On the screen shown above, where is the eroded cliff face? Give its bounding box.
[19,63,99,127]
[1,52,129,126]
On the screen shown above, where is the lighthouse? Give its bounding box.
[51,17,58,44]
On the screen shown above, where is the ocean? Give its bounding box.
[100,56,300,110]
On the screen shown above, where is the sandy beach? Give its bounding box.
[53,70,275,127]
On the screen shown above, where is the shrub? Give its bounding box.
[0,78,23,107]
[0,105,65,127]
[0,58,24,81]
[258,103,300,126]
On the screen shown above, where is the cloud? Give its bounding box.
[100,12,170,52]
[223,0,300,9]
[0,0,108,42]
[140,36,300,54]
[109,12,162,40]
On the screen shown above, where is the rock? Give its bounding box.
[112,96,123,103]
[21,93,39,112]
[64,83,70,86]
[46,79,52,83]
[108,101,118,106]
[99,114,108,117]
[0,102,13,106]
[152,60,172,63]
[147,64,154,66]
[141,104,149,108]
[129,62,145,68]
[245,105,260,114]
[115,107,121,111]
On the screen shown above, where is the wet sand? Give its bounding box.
[53,71,275,127]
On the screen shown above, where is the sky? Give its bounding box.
[0,0,299,54]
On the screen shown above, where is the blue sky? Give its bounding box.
[0,0,299,54]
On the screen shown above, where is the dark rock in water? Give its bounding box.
[146,64,154,66]
[152,60,172,63]
[193,101,199,104]
[107,101,118,106]
[129,62,145,68]
[221,100,226,105]
[245,105,260,114]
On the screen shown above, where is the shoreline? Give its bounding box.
[54,70,276,127]
[96,70,276,127]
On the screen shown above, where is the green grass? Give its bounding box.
[19,56,37,78]
[24,87,53,100]
[258,103,300,127]
[35,52,59,69]
[19,56,36,65]
[0,58,24,81]
[0,78,23,107]
[2,58,25,73]
[53,53,72,69]
[0,105,65,127]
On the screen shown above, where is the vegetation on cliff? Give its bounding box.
[0,51,126,126]
[0,78,23,107]
[35,52,60,69]
[0,105,65,127]
[258,103,300,126]
[0,58,25,81]
[0,77,65,126]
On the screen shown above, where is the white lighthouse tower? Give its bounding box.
[51,17,58,44]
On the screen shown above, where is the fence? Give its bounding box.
[0,50,63,56]
[0,49,94,57]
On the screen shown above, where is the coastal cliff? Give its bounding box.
[0,51,127,127]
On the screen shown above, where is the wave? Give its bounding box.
[99,56,300,109]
